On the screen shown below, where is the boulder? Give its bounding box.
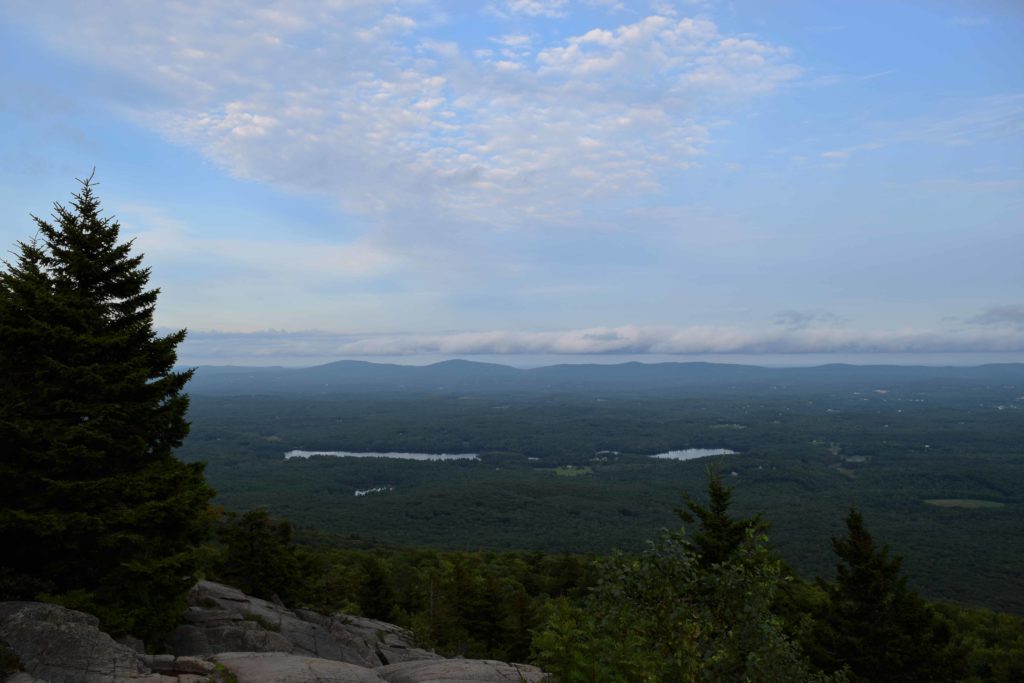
[210,652,385,683]
[0,602,148,683]
[376,659,549,683]
[0,602,217,683]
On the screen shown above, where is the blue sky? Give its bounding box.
[1,0,1022,366]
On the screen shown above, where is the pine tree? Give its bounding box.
[0,176,213,639]
[676,464,766,567]
[812,508,963,682]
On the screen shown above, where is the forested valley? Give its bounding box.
[179,361,1024,681]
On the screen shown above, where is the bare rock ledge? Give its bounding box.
[1,581,548,683]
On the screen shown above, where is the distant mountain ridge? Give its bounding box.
[183,359,1024,396]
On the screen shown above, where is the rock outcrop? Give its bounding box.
[165,581,440,667]
[0,602,175,683]
[1,582,548,683]
[377,659,548,682]
[208,653,385,683]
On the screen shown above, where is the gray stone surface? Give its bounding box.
[0,602,216,683]
[376,659,549,683]
[140,655,215,677]
[211,652,386,683]
[2,583,550,683]
[0,602,148,683]
[319,614,440,667]
[3,673,47,683]
[167,582,441,667]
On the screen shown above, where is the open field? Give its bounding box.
[925,498,1007,509]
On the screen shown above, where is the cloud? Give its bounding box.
[4,1,799,247]
[814,94,1024,170]
[121,204,397,283]
[773,310,846,329]
[952,16,989,27]
[967,305,1024,328]
[178,324,1024,363]
[853,94,1024,152]
[502,0,569,17]
[819,142,883,164]
[913,94,1024,147]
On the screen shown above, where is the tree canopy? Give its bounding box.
[811,508,963,682]
[533,471,840,682]
[675,463,766,568]
[0,176,212,639]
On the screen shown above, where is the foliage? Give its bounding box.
[810,508,964,682]
[0,177,213,639]
[211,509,301,604]
[933,602,1024,683]
[291,545,594,661]
[202,502,1022,677]
[178,387,1024,614]
[676,463,766,567]
[532,526,841,682]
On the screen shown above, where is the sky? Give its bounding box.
[1,0,1022,366]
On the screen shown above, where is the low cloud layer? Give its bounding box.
[178,324,1024,364]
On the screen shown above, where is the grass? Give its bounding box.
[242,613,281,631]
[924,498,1006,509]
[211,663,239,683]
[553,466,593,477]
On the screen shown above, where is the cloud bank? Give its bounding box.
[179,323,1024,363]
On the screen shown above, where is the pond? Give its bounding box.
[649,448,736,461]
[284,450,479,461]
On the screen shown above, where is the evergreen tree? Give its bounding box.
[676,464,766,567]
[0,176,213,639]
[812,508,963,682]
[534,470,838,682]
[213,509,301,604]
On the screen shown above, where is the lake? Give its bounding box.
[284,450,479,461]
[650,448,736,461]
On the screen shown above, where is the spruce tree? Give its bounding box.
[812,508,963,682]
[676,464,766,567]
[0,176,213,639]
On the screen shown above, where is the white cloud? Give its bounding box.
[179,323,1024,362]
[3,1,799,247]
[503,0,569,18]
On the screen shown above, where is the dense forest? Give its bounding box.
[202,481,1024,682]
[178,360,1024,679]
[178,370,1024,615]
